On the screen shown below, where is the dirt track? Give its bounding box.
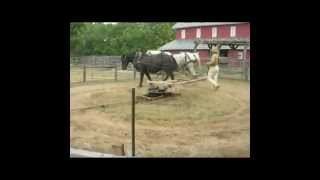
[70,78,250,157]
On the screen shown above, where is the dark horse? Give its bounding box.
[121,52,178,87]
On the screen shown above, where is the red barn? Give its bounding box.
[159,22,250,64]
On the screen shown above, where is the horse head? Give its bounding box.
[121,53,135,70]
[186,52,200,64]
[184,52,200,77]
[180,52,197,77]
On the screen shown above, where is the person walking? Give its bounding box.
[207,46,220,90]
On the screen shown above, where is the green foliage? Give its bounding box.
[70,22,175,56]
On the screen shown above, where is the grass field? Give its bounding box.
[70,71,250,157]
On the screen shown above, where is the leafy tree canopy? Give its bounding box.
[70,22,175,56]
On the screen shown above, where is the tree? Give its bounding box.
[70,22,176,57]
[70,23,88,56]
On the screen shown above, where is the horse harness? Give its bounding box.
[180,52,196,71]
[134,52,177,69]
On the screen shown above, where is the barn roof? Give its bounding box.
[159,40,250,51]
[172,22,248,29]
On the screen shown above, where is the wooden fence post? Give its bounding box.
[121,144,125,156]
[242,61,246,80]
[131,88,135,157]
[247,66,250,81]
[114,65,118,81]
[83,64,86,83]
[133,67,136,80]
[243,45,248,80]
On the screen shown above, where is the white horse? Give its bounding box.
[146,50,172,56]
[146,50,200,77]
[172,52,200,76]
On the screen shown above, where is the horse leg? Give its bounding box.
[170,72,175,80]
[139,71,144,87]
[163,72,169,81]
[145,71,152,81]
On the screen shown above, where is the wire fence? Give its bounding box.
[196,57,250,81]
[70,56,138,84]
[70,64,137,84]
[70,56,250,85]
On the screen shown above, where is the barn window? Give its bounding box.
[212,27,217,38]
[230,26,236,37]
[220,50,228,57]
[196,28,201,38]
[181,29,185,39]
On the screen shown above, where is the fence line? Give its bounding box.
[71,56,250,82]
[196,59,250,81]
[70,65,136,84]
[70,56,121,66]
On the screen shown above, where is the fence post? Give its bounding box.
[243,45,248,80]
[242,61,246,80]
[83,64,86,83]
[247,66,250,81]
[114,65,118,81]
[131,88,135,157]
[246,62,249,81]
[133,67,136,80]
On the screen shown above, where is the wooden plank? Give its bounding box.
[147,80,178,85]
[70,148,126,158]
[147,77,207,86]
[173,76,207,85]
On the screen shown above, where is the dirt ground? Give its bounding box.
[70,76,250,157]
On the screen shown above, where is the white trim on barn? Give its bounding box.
[212,27,217,38]
[159,40,250,51]
[238,51,243,59]
[196,28,201,38]
[181,29,186,39]
[172,22,247,30]
[230,26,236,37]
